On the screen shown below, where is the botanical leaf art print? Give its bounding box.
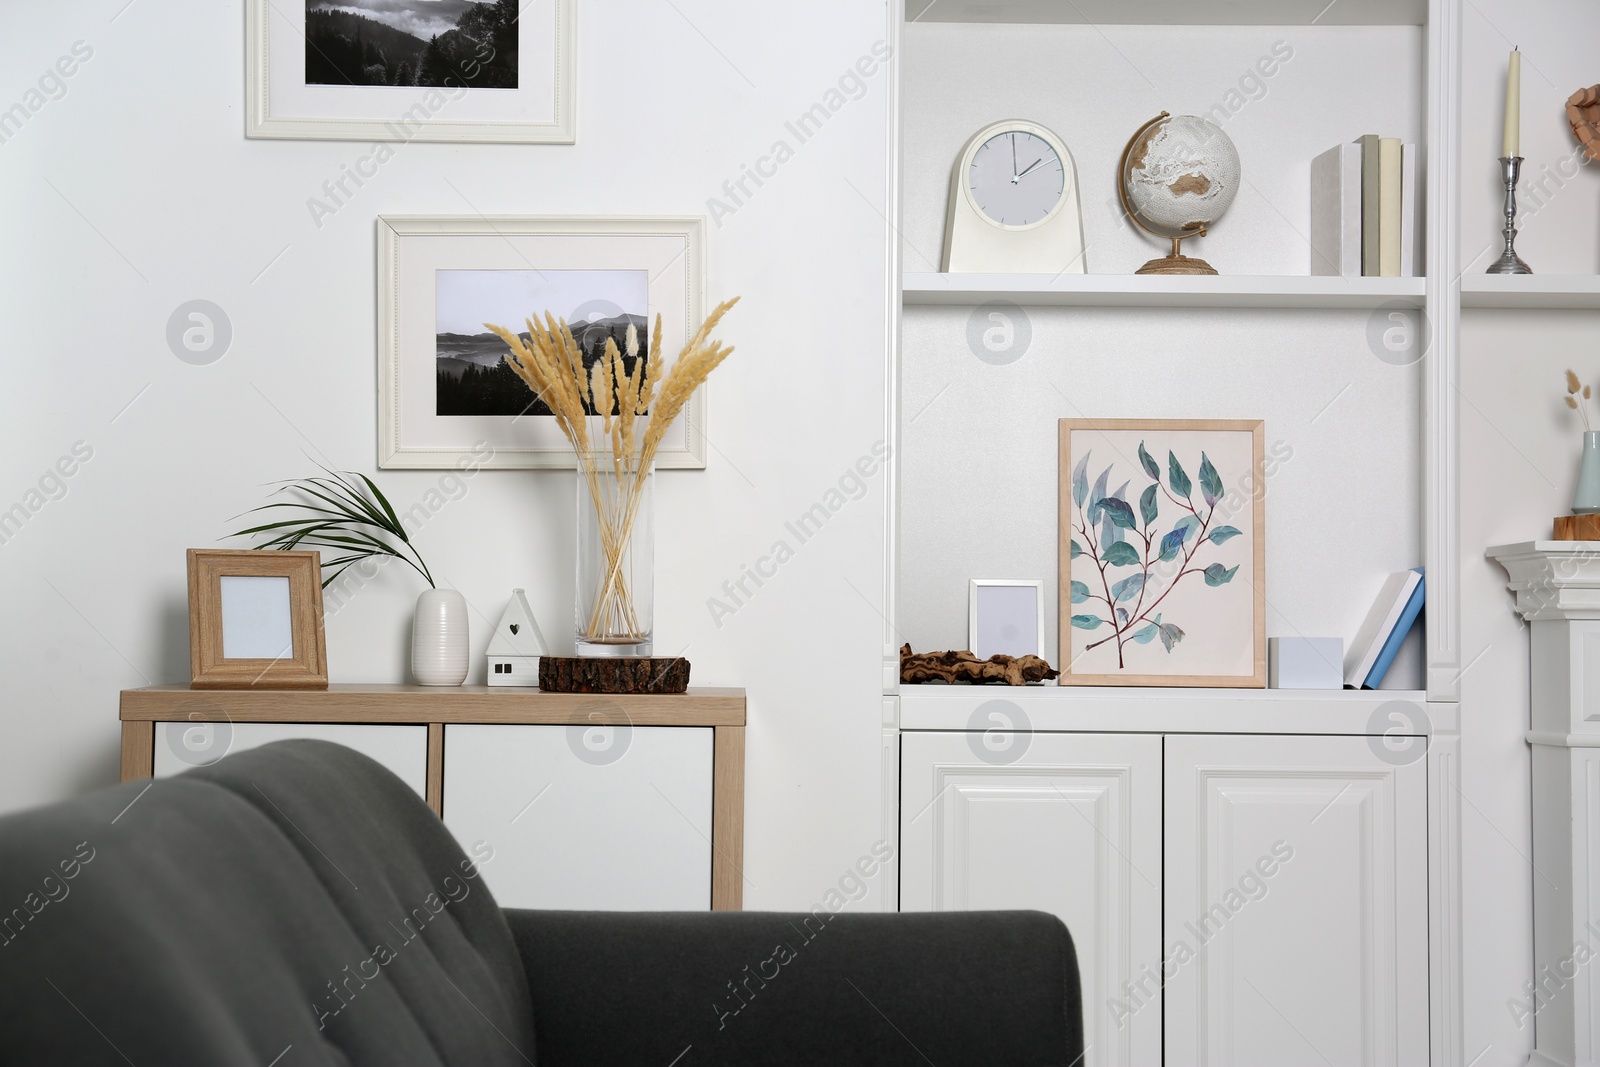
[1058,420,1265,687]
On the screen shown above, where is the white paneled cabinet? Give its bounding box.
[442,724,714,911]
[901,729,1429,1067]
[900,731,1163,1067]
[1163,735,1429,1067]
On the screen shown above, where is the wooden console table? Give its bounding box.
[120,685,746,910]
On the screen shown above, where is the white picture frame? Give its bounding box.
[378,215,708,470]
[246,0,575,144]
[968,579,1046,661]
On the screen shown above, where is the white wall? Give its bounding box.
[0,0,893,910]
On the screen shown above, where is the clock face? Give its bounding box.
[967,130,1066,227]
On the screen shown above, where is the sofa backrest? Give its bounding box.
[0,740,535,1066]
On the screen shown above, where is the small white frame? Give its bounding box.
[968,579,1046,660]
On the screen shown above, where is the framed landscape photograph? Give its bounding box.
[1058,419,1266,687]
[378,215,707,469]
[247,0,574,143]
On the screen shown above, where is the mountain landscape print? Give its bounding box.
[435,269,650,417]
[305,0,518,88]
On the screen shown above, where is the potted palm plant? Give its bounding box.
[232,468,467,685]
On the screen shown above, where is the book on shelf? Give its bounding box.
[1310,144,1361,278]
[1399,143,1417,277]
[1315,136,1416,277]
[1344,567,1423,688]
[1359,134,1404,277]
[1361,568,1424,689]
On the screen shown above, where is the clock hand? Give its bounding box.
[1011,133,1017,176]
[1016,156,1047,178]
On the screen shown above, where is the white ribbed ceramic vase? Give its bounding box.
[412,588,469,686]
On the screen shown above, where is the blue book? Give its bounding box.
[1363,567,1424,690]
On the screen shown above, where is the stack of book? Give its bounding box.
[1310,136,1419,278]
[1344,568,1424,690]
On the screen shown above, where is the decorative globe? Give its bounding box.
[1118,113,1241,274]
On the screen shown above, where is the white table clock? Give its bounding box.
[941,119,1086,274]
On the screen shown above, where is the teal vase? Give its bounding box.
[1575,431,1600,515]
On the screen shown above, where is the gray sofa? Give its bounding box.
[0,740,1083,1065]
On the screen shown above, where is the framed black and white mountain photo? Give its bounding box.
[247,0,573,143]
[378,216,708,470]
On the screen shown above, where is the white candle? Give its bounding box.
[1504,47,1521,158]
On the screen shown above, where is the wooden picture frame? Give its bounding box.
[187,550,328,690]
[968,578,1046,660]
[245,0,575,144]
[377,215,707,469]
[1059,419,1266,687]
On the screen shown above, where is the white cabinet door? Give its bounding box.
[1163,734,1428,1067]
[900,730,1163,1067]
[442,724,713,911]
[153,722,429,798]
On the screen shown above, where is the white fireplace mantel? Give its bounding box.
[1490,541,1600,623]
[1489,541,1600,1067]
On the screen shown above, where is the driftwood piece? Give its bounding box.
[539,656,691,694]
[899,644,1059,686]
[1568,85,1600,161]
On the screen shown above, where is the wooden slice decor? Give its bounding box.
[1553,514,1600,540]
[538,656,691,694]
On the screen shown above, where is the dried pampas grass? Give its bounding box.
[486,298,740,643]
[1565,368,1595,431]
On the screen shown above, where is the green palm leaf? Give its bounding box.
[230,466,434,589]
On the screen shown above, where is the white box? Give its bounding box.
[1269,637,1344,689]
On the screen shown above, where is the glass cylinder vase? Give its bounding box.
[575,458,654,657]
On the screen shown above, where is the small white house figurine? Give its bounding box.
[485,589,547,687]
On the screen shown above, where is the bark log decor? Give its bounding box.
[538,656,691,694]
[899,644,1059,686]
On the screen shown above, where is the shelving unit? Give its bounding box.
[899,682,1433,734]
[882,3,1466,1064]
[902,0,1429,25]
[903,272,1427,309]
[1460,274,1600,309]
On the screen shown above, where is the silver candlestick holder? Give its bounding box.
[1486,155,1533,274]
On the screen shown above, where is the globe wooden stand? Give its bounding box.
[1118,111,1231,277]
[1135,236,1218,275]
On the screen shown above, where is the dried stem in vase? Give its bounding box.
[486,298,740,643]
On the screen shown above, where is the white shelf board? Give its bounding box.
[902,272,1426,310]
[1460,275,1600,310]
[899,683,1440,735]
[904,0,1426,26]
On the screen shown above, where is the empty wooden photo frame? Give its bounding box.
[187,549,328,690]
